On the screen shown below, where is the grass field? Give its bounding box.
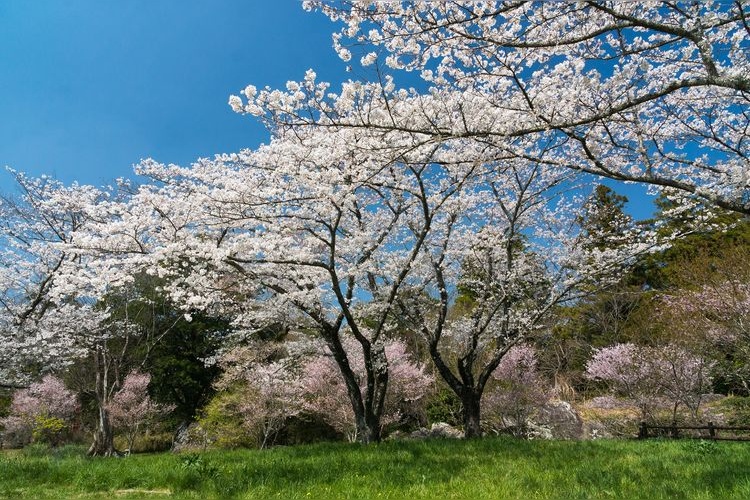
[1,437,749,499]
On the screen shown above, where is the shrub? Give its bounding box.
[197,389,255,449]
[425,386,463,427]
[716,396,750,427]
[31,416,66,446]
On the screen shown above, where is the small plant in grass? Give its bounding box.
[180,453,220,478]
[686,439,719,456]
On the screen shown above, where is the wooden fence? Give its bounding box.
[638,422,750,441]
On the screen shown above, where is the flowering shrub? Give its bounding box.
[206,343,304,449]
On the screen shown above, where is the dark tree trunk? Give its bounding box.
[462,392,482,439]
[355,414,381,444]
[324,328,384,444]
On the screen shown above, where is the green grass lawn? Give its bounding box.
[1,437,749,499]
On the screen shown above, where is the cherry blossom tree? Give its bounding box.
[585,343,661,419]
[586,343,713,422]
[74,115,665,442]
[388,160,659,437]
[659,246,750,393]
[107,370,174,454]
[299,336,433,441]
[212,344,304,448]
[0,171,106,387]
[483,344,550,434]
[0,172,185,456]
[215,3,744,437]
[0,375,79,447]
[233,1,749,214]
[74,130,484,444]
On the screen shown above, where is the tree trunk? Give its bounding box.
[324,329,383,444]
[88,345,118,456]
[360,412,381,444]
[462,392,482,439]
[88,405,117,456]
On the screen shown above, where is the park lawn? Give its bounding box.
[1,437,749,499]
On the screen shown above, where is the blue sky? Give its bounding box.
[0,1,349,189]
[0,1,654,218]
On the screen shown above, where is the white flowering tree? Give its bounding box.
[388,161,658,437]
[74,133,479,443]
[0,171,104,387]
[0,173,183,456]
[232,1,749,214]
[73,68,665,441]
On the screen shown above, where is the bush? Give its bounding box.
[484,345,550,434]
[716,396,750,427]
[0,375,79,448]
[31,415,66,446]
[197,389,254,449]
[425,386,462,427]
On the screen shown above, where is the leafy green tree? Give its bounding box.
[145,311,225,423]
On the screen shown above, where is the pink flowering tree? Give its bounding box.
[660,248,750,394]
[586,343,713,422]
[299,336,433,442]
[238,362,303,449]
[0,375,79,447]
[107,371,174,454]
[483,345,550,434]
[211,345,304,449]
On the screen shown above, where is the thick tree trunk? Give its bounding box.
[88,345,119,456]
[88,405,117,456]
[462,392,482,439]
[356,412,381,444]
[324,329,383,444]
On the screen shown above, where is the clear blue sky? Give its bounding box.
[0,1,654,218]
[0,1,349,188]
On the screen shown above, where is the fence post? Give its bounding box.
[639,422,648,439]
[708,421,716,439]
